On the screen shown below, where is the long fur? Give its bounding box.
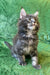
[5,9,41,69]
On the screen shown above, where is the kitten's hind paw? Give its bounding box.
[19,62,27,66]
[33,64,41,69]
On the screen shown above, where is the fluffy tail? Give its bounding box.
[4,41,12,50]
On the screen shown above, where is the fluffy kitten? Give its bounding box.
[5,8,41,69]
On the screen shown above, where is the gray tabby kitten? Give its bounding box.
[5,8,41,69]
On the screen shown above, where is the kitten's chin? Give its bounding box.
[33,30,38,34]
[28,26,36,30]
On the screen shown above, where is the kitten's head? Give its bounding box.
[18,8,40,34]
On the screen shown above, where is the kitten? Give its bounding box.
[5,8,41,69]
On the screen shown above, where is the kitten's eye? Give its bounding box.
[31,19,35,22]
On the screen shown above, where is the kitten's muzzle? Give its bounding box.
[32,23,39,30]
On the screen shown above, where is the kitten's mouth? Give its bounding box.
[27,22,39,31]
[28,26,35,30]
[28,25,39,31]
[32,23,39,30]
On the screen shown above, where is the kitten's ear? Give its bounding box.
[20,8,26,19]
[34,11,39,17]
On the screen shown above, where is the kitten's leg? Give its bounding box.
[30,50,41,69]
[18,55,26,66]
[31,56,41,69]
[11,47,18,60]
[12,53,18,60]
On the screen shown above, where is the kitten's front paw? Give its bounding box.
[19,62,26,66]
[33,64,41,69]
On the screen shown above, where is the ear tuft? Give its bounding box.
[34,11,39,17]
[20,8,26,19]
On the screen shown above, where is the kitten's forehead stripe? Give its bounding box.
[26,15,36,18]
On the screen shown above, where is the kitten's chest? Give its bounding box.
[23,40,33,54]
[22,31,35,54]
[27,30,33,38]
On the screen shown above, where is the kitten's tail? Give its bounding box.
[4,41,12,50]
